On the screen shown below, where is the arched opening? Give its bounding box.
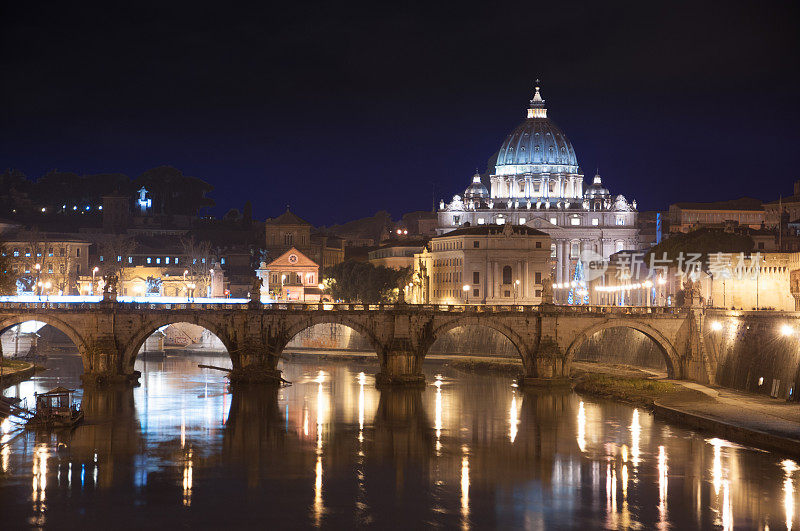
[280,322,381,381]
[131,321,232,379]
[427,325,521,360]
[568,323,677,378]
[1,317,87,404]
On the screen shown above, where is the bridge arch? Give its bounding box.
[428,316,531,369]
[278,314,382,359]
[565,318,681,378]
[0,314,90,368]
[122,315,237,372]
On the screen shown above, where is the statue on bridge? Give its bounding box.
[250,276,263,304]
[541,278,554,304]
[102,274,118,302]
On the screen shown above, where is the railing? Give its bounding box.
[0,300,692,315]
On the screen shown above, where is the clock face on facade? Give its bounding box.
[288,254,298,264]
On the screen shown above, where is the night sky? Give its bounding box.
[2,2,799,225]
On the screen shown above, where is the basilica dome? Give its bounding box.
[494,85,579,176]
[464,172,489,199]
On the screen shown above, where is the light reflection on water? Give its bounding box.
[0,350,798,529]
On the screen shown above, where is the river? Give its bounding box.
[1,350,797,529]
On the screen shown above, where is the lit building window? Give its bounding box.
[156,258,161,264]
[99,256,104,262]
[497,217,505,225]
[221,258,225,265]
[570,217,580,226]
[175,257,179,264]
[570,242,580,258]
[477,218,485,225]
[128,257,133,264]
[592,218,599,226]
[616,216,625,226]
[117,255,122,262]
[519,217,526,224]
[550,217,557,225]
[147,257,152,264]
[550,244,557,257]
[166,257,170,264]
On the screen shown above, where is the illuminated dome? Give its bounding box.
[464,172,489,199]
[585,174,610,199]
[494,85,579,176]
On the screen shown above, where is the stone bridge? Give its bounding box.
[0,302,715,386]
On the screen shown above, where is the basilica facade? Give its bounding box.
[437,85,640,294]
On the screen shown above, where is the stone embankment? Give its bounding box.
[0,360,38,389]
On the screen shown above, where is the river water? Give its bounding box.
[1,351,798,529]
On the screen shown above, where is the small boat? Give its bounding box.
[26,387,84,429]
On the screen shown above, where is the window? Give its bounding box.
[616,216,625,226]
[535,272,542,284]
[99,255,104,262]
[473,271,480,284]
[48,265,53,274]
[477,218,485,225]
[496,217,505,225]
[47,248,53,257]
[551,244,557,257]
[592,218,599,226]
[13,250,19,257]
[117,255,122,262]
[570,217,580,226]
[221,258,225,265]
[284,232,294,246]
[76,248,81,257]
[535,241,541,248]
[519,217,526,225]
[453,215,460,225]
[571,242,580,258]
[128,257,133,264]
[502,265,512,284]
[175,257,179,264]
[550,217,557,225]
[147,257,152,264]
[535,289,541,297]
[156,258,161,264]
[473,288,479,297]
[615,240,625,253]
[165,257,170,264]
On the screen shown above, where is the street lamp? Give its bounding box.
[462,284,470,305]
[92,266,99,294]
[514,279,520,305]
[34,263,41,297]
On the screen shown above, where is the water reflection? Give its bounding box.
[1,353,797,528]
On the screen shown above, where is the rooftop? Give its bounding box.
[671,197,763,211]
[435,224,548,238]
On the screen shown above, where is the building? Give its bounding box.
[264,247,322,302]
[368,239,427,270]
[410,224,551,305]
[264,209,344,271]
[667,197,764,233]
[78,263,224,299]
[437,84,639,297]
[2,232,90,295]
[764,181,800,227]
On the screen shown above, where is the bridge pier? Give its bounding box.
[80,337,141,386]
[518,337,573,389]
[375,340,425,387]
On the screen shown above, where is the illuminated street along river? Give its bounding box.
[1,351,798,529]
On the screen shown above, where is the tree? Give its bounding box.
[0,243,16,295]
[99,235,137,293]
[645,228,754,273]
[323,261,410,303]
[182,236,214,295]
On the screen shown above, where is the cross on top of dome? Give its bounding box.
[527,79,547,118]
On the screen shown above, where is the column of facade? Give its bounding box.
[524,261,530,299]
[493,261,500,299]
[555,240,563,285]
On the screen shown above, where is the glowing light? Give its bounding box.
[434,375,443,454]
[358,372,365,434]
[783,459,798,531]
[460,449,470,528]
[314,454,323,526]
[711,438,723,496]
[577,401,587,452]
[781,324,795,336]
[182,449,193,507]
[508,393,519,443]
[32,444,49,513]
[658,446,668,527]
[630,409,640,466]
[722,480,733,530]
[711,321,723,331]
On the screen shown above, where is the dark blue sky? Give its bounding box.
[2,1,798,226]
